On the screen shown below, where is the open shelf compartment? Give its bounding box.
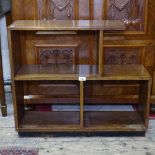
[20,111,80,131]
[83,79,151,133]
[14,80,84,131]
[14,64,98,81]
[8,28,101,80]
[84,111,145,131]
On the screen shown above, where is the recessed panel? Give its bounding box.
[106,0,146,31]
[37,0,75,20]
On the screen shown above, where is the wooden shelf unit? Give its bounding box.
[12,78,150,133]
[8,20,151,135]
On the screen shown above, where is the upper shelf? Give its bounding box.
[14,64,150,81]
[102,65,151,81]
[8,20,125,31]
[14,64,98,81]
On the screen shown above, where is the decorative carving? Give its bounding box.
[37,47,78,65]
[108,0,130,20]
[107,0,145,31]
[105,48,141,65]
[37,0,74,20]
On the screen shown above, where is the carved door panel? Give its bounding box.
[36,0,104,20]
[106,0,146,31]
[37,0,75,20]
[12,0,148,33]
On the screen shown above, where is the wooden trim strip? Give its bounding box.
[99,31,104,75]
[74,0,79,20]
[90,0,94,20]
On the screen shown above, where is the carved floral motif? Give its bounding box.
[105,48,141,65]
[38,48,75,65]
[107,0,145,30]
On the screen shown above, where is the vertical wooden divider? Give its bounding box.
[80,81,84,128]
[145,80,151,128]
[99,30,104,75]
[139,80,151,129]
[143,80,151,128]
[90,0,94,20]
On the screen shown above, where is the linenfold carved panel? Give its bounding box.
[105,48,142,65]
[36,46,79,65]
[107,0,145,31]
[37,0,74,20]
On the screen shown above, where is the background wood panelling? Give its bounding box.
[106,0,145,31]
[11,0,155,105]
[104,48,143,65]
[93,0,104,20]
[12,0,148,32]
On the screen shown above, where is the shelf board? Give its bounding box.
[84,111,145,131]
[19,111,80,131]
[18,111,145,132]
[14,64,98,81]
[101,65,151,80]
[14,64,150,81]
[9,20,125,31]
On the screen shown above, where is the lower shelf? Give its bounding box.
[20,111,80,131]
[18,111,145,132]
[84,111,145,131]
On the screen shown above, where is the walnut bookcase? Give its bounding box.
[8,20,151,135]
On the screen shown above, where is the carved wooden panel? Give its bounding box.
[105,48,142,65]
[12,0,148,32]
[36,45,79,64]
[91,81,139,96]
[37,0,74,20]
[27,81,79,96]
[25,44,80,99]
[93,46,145,99]
[106,0,145,31]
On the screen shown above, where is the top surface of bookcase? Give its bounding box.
[8,20,125,31]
